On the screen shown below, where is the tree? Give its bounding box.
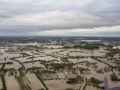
[4,57,6,60]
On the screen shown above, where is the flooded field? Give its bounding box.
[0,79,2,89]
[44,80,80,90]
[86,86,100,90]
[0,43,120,90]
[5,73,20,90]
[26,73,45,90]
[23,62,44,68]
[5,61,21,69]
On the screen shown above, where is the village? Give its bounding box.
[0,37,120,90]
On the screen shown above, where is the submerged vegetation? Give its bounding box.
[10,57,25,70]
[15,74,31,90]
[50,63,73,70]
[0,37,120,90]
[66,78,78,84]
[90,77,103,84]
[63,44,99,50]
[0,64,7,90]
[106,49,119,57]
[110,72,120,81]
[1,75,7,90]
[35,73,49,90]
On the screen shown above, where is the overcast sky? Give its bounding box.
[0,0,120,36]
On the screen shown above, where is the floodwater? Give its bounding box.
[23,62,44,68]
[43,45,63,49]
[0,44,120,90]
[86,85,100,90]
[44,49,61,54]
[0,79,2,89]
[57,73,65,79]
[26,73,45,90]
[16,57,32,62]
[34,56,57,61]
[5,73,20,90]
[85,70,120,89]
[0,53,20,62]
[44,80,80,90]
[5,61,21,69]
[13,43,39,46]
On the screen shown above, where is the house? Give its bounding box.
[10,70,14,75]
[72,70,78,74]
[48,68,56,73]
[97,69,104,73]
[0,71,3,75]
[91,63,98,68]
[75,75,83,83]
[15,70,17,75]
[85,61,90,67]
[104,68,109,72]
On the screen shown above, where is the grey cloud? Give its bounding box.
[0,0,120,36]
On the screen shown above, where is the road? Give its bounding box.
[80,76,86,90]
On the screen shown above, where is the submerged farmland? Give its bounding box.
[0,37,120,90]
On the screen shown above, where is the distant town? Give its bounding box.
[0,36,120,90]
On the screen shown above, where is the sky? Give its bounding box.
[0,0,120,36]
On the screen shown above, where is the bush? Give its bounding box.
[110,73,120,81]
[1,75,7,90]
[66,78,77,84]
[90,77,103,84]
